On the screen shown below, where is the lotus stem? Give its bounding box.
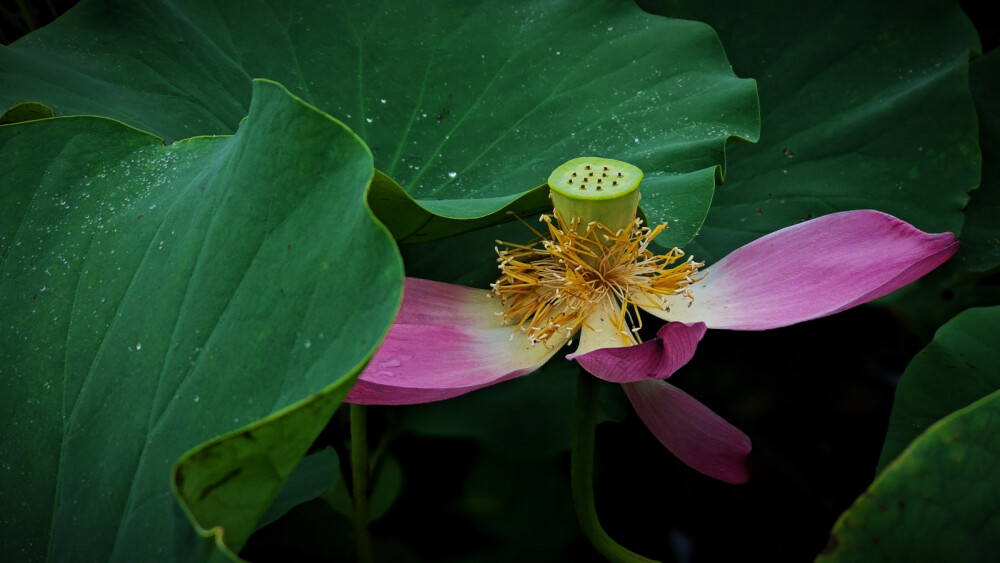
[572,372,659,563]
[350,403,374,563]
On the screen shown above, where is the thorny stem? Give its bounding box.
[572,372,659,563]
[350,404,374,563]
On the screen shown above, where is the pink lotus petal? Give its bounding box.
[392,276,506,328]
[644,210,959,330]
[347,278,567,405]
[624,380,751,484]
[570,322,707,383]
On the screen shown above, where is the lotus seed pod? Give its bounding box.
[547,157,643,234]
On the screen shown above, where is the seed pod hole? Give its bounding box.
[547,157,643,202]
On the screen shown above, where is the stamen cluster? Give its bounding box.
[491,212,703,345]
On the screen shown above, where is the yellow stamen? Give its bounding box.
[491,212,704,346]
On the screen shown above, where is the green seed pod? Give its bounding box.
[547,157,643,234]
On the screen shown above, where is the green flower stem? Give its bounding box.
[350,403,374,563]
[572,372,659,563]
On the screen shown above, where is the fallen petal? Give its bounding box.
[624,380,751,484]
[570,322,707,383]
[347,278,566,405]
[644,210,959,329]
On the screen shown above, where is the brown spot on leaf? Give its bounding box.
[199,468,243,501]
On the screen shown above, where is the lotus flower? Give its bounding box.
[347,158,958,484]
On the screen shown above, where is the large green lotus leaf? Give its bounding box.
[875,306,1000,473]
[959,49,1000,271]
[0,0,759,244]
[172,382,349,554]
[0,80,402,560]
[817,388,1000,562]
[642,0,980,262]
[365,170,550,244]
